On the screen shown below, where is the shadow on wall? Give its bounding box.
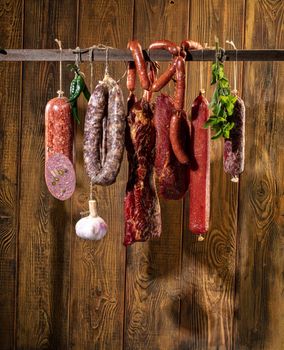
[49,199,69,348]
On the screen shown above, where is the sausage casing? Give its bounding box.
[189,93,210,234]
[223,96,245,181]
[45,96,74,162]
[84,76,126,186]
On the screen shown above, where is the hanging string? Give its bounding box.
[105,47,109,77]
[226,40,238,93]
[89,46,95,92]
[200,43,207,94]
[55,39,64,97]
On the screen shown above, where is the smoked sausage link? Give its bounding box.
[84,76,126,186]
[148,39,180,56]
[189,92,210,234]
[174,56,186,111]
[126,61,136,92]
[223,96,245,182]
[181,40,203,52]
[151,56,178,92]
[128,40,150,91]
[169,111,191,165]
[154,94,189,199]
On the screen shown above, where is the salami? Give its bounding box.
[45,96,75,200]
[45,153,76,201]
[124,100,161,245]
[83,75,126,186]
[45,96,74,162]
[223,95,245,182]
[154,94,188,199]
[189,92,210,235]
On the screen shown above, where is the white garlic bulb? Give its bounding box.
[75,200,107,240]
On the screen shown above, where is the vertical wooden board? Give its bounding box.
[16,1,77,349]
[180,1,246,349]
[0,1,22,349]
[69,1,133,349]
[234,1,284,349]
[124,1,189,349]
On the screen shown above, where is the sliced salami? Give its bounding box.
[45,153,76,201]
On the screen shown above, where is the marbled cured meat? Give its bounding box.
[124,99,161,245]
[189,92,210,234]
[154,94,188,199]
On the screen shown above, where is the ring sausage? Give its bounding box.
[84,75,126,186]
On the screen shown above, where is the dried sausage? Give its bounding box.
[84,75,126,186]
[223,95,245,182]
[189,92,210,234]
[128,40,150,90]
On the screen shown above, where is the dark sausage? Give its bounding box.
[223,95,245,182]
[189,92,210,234]
[84,76,126,185]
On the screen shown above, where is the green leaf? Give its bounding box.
[219,78,229,88]
[226,102,235,116]
[211,129,223,140]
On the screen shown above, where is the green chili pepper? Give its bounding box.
[82,84,90,101]
[68,66,91,124]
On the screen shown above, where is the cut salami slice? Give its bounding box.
[45,153,76,201]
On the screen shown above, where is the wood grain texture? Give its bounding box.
[234,1,284,349]
[123,1,189,349]
[0,1,22,349]
[68,1,133,349]
[179,1,245,349]
[0,1,283,349]
[16,1,77,349]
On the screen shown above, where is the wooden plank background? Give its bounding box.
[0,0,283,349]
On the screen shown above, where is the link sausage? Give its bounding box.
[128,40,150,91]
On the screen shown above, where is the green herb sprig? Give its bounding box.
[204,40,237,140]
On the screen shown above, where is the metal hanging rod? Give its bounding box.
[0,49,283,62]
